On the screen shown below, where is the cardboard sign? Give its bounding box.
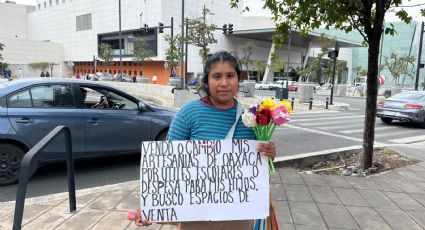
[139,139,269,222]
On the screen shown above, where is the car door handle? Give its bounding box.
[87,118,101,124]
[15,118,33,124]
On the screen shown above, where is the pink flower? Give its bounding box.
[271,107,291,126]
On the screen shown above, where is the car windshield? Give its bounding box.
[391,92,425,100]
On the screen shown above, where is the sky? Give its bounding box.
[1,0,424,22]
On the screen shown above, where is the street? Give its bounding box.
[1,92,424,202]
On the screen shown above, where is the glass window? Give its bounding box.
[31,85,75,108]
[8,90,31,108]
[49,0,52,7]
[76,13,92,31]
[83,87,138,110]
[56,0,59,5]
[38,4,41,10]
[44,2,46,8]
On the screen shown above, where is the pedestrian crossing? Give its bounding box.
[283,110,425,144]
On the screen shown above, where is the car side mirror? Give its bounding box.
[138,101,147,111]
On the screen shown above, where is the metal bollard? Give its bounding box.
[325,97,329,109]
[291,97,295,110]
[309,98,313,110]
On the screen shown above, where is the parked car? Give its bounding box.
[117,73,135,82]
[377,91,425,127]
[95,72,113,81]
[288,83,298,92]
[255,82,280,90]
[0,79,176,185]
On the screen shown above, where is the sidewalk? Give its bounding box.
[2,143,425,229]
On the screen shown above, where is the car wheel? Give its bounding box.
[0,144,25,186]
[259,86,263,90]
[380,117,393,124]
[156,130,168,141]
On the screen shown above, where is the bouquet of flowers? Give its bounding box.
[242,98,292,174]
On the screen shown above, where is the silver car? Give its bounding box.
[377,91,425,127]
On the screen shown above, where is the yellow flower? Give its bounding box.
[259,98,275,111]
[278,100,292,114]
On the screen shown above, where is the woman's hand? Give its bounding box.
[128,209,152,227]
[257,141,276,159]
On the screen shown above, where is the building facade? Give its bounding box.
[1,0,360,85]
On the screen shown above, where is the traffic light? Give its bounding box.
[158,22,164,33]
[222,24,228,34]
[228,24,233,34]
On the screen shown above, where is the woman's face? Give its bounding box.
[207,61,238,109]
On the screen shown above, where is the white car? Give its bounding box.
[255,82,281,90]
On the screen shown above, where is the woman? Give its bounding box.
[134,51,276,229]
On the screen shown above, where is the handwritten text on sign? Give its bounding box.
[140,139,269,222]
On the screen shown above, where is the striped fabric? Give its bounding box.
[167,99,255,141]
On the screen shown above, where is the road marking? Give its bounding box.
[301,119,363,126]
[319,123,364,130]
[291,115,364,122]
[389,135,425,144]
[375,129,421,138]
[280,124,385,145]
[339,126,396,134]
[291,110,340,115]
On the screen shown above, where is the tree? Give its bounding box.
[164,34,183,76]
[185,5,217,64]
[132,37,152,75]
[230,0,425,169]
[98,43,113,73]
[353,66,368,77]
[29,62,50,70]
[383,52,416,86]
[255,60,267,81]
[324,59,348,84]
[240,41,256,80]
[270,52,285,75]
[0,42,4,61]
[296,34,336,82]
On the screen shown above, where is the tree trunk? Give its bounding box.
[362,38,380,170]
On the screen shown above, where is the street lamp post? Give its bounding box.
[180,0,185,89]
[415,21,424,91]
[328,42,339,105]
[118,0,123,81]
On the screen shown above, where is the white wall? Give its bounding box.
[0,2,35,40]
[29,0,245,74]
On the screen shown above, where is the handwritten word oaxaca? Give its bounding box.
[139,139,269,222]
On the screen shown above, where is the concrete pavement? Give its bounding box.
[2,143,425,229]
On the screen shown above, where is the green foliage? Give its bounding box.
[383,52,416,85]
[29,62,50,70]
[164,34,182,69]
[0,42,4,61]
[324,59,348,84]
[270,52,284,72]
[98,43,113,67]
[0,62,8,72]
[299,34,336,82]
[185,5,217,64]
[353,66,368,77]
[240,41,256,79]
[229,0,425,170]
[255,60,267,81]
[132,37,152,67]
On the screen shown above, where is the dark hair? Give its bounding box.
[198,51,241,96]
